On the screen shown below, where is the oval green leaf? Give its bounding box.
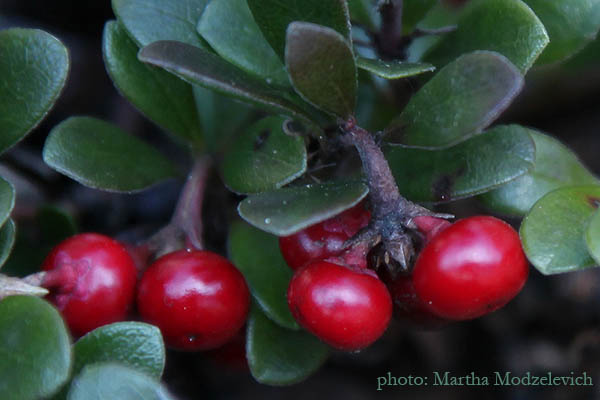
[103,21,202,148]
[585,210,600,265]
[73,322,165,379]
[247,305,329,386]
[403,0,439,34]
[238,181,369,236]
[356,57,435,79]
[520,185,600,275]
[480,131,599,216]
[138,41,321,126]
[286,22,357,118]
[1,208,76,279]
[0,177,15,229]
[67,363,174,400]
[386,51,523,149]
[193,86,253,153]
[43,117,177,193]
[0,220,16,270]
[348,0,379,31]
[385,124,535,203]
[229,221,298,329]
[406,1,462,62]
[112,0,208,48]
[0,296,71,400]
[0,28,69,153]
[222,116,306,194]
[198,0,289,87]
[248,0,350,60]
[525,0,600,64]
[423,0,549,73]
[53,322,165,400]
[37,206,78,247]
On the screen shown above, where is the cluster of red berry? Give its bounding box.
[41,234,250,351]
[39,203,528,355]
[279,203,529,351]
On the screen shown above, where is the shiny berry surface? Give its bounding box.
[279,203,370,270]
[413,216,529,320]
[137,250,250,351]
[42,233,138,337]
[287,260,391,351]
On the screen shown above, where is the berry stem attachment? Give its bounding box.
[341,117,452,271]
[146,157,211,257]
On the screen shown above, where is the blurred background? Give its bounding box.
[2,1,600,399]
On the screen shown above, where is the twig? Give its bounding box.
[145,157,211,257]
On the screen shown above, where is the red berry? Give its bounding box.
[279,203,370,270]
[42,233,138,337]
[386,273,448,329]
[412,215,452,243]
[137,250,250,351]
[413,216,529,320]
[287,260,392,351]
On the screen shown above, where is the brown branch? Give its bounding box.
[145,157,211,257]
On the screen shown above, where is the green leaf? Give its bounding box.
[73,322,165,379]
[229,221,298,329]
[520,185,600,275]
[54,322,165,400]
[286,22,356,118]
[0,28,69,153]
[0,296,71,400]
[222,116,306,194]
[423,0,549,73]
[1,208,76,278]
[0,177,15,229]
[0,220,15,270]
[193,86,253,153]
[197,0,289,87]
[356,57,435,79]
[406,1,463,62]
[112,0,209,48]
[67,363,174,400]
[403,0,438,34]
[103,21,202,148]
[585,210,600,265]
[348,0,379,30]
[385,124,535,203]
[238,181,369,236]
[247,305,329,386]
[247,0,351,60]
[525,0,600,64]
[386,51,523,149]
[138,41,320,126]
[37,206,78,246]
[480,131,599,216]
[43,117,177,193]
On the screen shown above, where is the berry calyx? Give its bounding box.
[287,260,392,351]
[137,250,250,351]
[279,203,370,270]
[413,216,529,320]
[41,233,138,337]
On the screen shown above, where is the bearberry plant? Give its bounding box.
[1,0,600,397]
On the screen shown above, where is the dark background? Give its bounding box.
[2,1,600,399]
